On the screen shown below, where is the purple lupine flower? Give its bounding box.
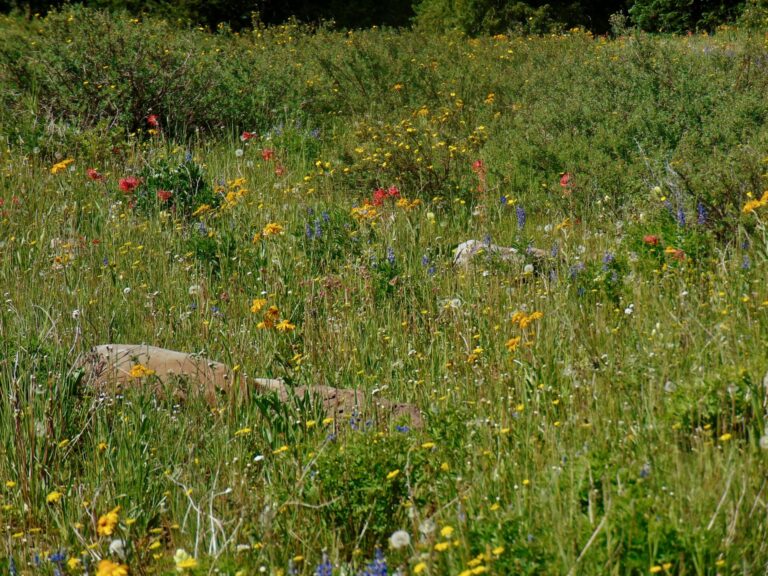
[602,252,615,270]
[387,247,395,265]
[516,205,526,230]
[676,206,686,227]
[697,202,707,225]
[315,552,332,576]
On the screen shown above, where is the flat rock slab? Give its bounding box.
[83,344,422,429]
[453,239,547,267]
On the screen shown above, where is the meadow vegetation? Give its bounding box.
[3,6,768,574]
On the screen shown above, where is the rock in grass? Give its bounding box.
[83,344,422,429]
[452,239,547,267]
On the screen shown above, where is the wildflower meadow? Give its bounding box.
[3,6,768,575]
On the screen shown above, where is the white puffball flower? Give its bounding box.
[389,529,411,549]
[235,149,244,158]
[523,264,534,275]
[109,539,127,560]
[123,287,131,295]
[71,309,81,320]
[188,284,201,296]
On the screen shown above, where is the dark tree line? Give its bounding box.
[0,0,754,33]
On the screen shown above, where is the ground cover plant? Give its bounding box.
[3,7,768,575]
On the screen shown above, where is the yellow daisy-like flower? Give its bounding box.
[96,559,128,576]
[173,549,198,572]
[275,319,296,332]
[386,469,400,480]
[413,562,427,574]
[262,222,284,236]
[50,158,74,174]
[505,336,521,352]
[128,363,155,379]
[250,298,267,314]
[97,505,121,536]
[46,490,63,504]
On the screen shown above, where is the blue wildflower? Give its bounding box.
[676,206,686,227]
[742,255,751,270]
[500,195,508,205]
[314,220,322,238]
[421,255,430,267]
[9,557,17,576]
[306,223,314,239]
[315,552,332,576]
[602,252,615,270]
[516,205,526,230]
[697,202,707,225]
[387,247,395,265]
[396,425,410,433]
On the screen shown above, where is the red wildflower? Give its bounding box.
[372,188,387,206]
[147,114,159,128]
[261,148,274,161]
[471,159,486,174]
[274,164,286,177]
[118,176,141,193]
[156,189,173,202]
[560,172,573,188]
[643,235,660,246]
[387,186,400,198]
[86,168,104,181]
[241,131,256,141]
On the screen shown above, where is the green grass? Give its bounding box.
[2,8,768,575]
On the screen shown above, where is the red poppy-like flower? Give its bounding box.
[261,148,275,161]
[560,172,573,188]
[643,234,660,246]
[86,168,104,181]
[118,176,141,193]
[241,131,256,141]
[387,186,400,198]
[274,164,285,177]
[471,159,486,174]
[147,114,159,128]
[156,189,172,202]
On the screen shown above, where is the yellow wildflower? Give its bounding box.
[505,337,521,352]
[434,542,451,552]
[96,560,128,576]
[50,158,74,174]
[46,490,63,504]
[275,319,296,332]
[262,222,284,236]
[173,549,198,572]
[413,562,427,574]
[97,506,121,536]
[386,469,400,480]
[129,363,155,378]
[250,298,267,313]
[440,526,454,538]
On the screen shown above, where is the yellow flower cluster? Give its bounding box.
[742,190,768,214]
[221,177,249,208]
[129,363,156,378]
[252,300,295,332]
[351,203,379,221]
[97,506,121,536]
[50,158,74,174]
[511,310,544,329]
